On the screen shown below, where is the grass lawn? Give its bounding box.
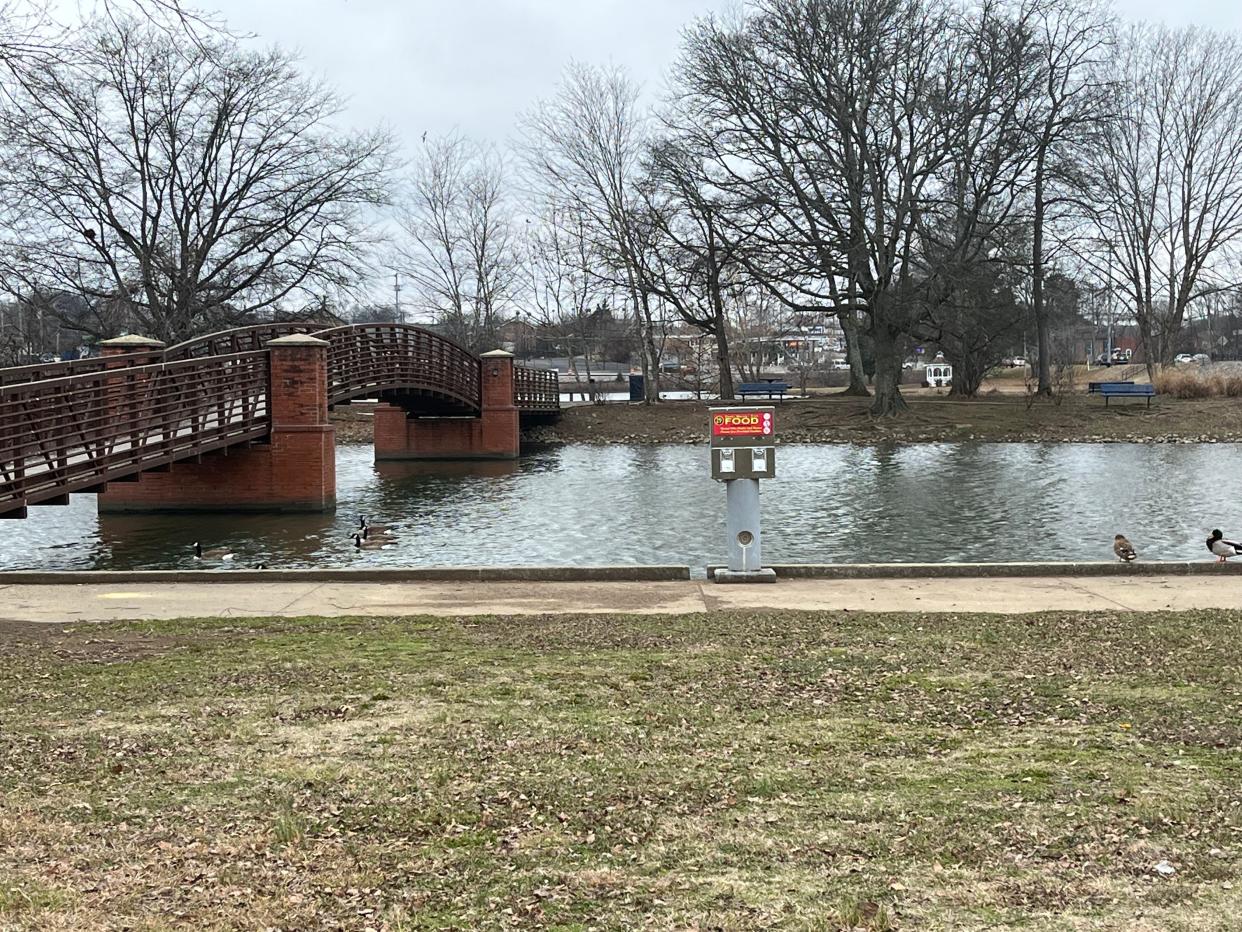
[1,610,1239,930]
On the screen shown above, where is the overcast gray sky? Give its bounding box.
[202,0,1240,153]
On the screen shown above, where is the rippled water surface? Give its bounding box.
[3,443,1239,570]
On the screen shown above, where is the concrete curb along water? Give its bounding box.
[0,565,693,585]
[707,561,1242,579]
[0,562,1238,586]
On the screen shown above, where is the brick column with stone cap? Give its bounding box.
[374,348,521,460]
[99,333,166,360]
[99,333,336,513]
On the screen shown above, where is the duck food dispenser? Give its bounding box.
[710,406,777,583]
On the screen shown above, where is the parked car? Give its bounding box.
[1003,356,1027,368]
[831,359,850,370]
[1094,353,1114,366]
[1174,353,1194,364]
[1193,353,1211,364]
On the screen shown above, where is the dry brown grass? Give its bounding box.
[1153,369,1242,398]
[2,611,1241,930]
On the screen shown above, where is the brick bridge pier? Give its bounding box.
[371,350,520,461]
[100,335,337,513]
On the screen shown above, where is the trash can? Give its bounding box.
[628,374,644,402]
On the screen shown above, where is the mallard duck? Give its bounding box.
[351,532,389,551]
[1207,529,1242,563]
[1113,534,1137,563]
[193,541,234,561]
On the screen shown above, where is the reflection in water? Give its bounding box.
[2,442,1239,570]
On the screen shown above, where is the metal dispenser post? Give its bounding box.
[709,406,777,583]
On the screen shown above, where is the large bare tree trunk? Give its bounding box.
[869,325,908,417]
[839,309,870,396]
[1032,161,1052,396]
[714,325,734,400]
[635,289,661,404]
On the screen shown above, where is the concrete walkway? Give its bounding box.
[2,573,1242,624]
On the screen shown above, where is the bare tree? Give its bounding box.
[0,14,393,344]
[524,201,604,385]
[667,5,871,398]
[673,0,1041,415]
[638,137,745,399]
[727,283,784,382]
[397,133,517,351]
[519,63,662,402]
[1025,0,1113,395]
[1089,24,1242,374]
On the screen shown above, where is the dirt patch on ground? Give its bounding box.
[524,393,1242,446]
[0,619,180,662]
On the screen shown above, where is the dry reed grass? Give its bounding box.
[1153,368,1242,398]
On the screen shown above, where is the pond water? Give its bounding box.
[2,443,1238,572]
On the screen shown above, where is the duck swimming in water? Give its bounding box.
[193,541,234,562]
[359,517,395,540]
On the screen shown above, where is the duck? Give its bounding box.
[351,532,390,551]
[1207,529,1242,563]
[1113,534,1137,563]
[193,541,234,561]
[360,517,395,541]
[362,524,395,542]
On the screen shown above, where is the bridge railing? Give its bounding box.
[0,352,158,387]
[0,351,270,515]
[165,323,325,359]
[515,365,560,410]
[313,324,482,409]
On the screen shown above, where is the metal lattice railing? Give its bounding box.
[165,323,325,359]
[0,352,270,515]
[514,365,560,410]
[312,324,483,410]
[0,351,160,388]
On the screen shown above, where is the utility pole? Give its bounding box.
[393,272,402,325]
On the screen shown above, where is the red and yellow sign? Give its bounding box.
[712,410,774,438]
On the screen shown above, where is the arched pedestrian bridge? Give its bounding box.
[0,323,559,517]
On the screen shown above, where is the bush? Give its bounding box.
[1154,370,1210,398]
[1152,370,1242,398]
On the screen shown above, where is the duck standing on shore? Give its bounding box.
[1113,534,1138,563]
[1207,529,1242,563]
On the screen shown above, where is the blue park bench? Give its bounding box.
[738,381,790,400]
[1087,380,1132,394]
[1095,381,1156,407]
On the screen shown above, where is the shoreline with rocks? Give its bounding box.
[331,395,1242,448]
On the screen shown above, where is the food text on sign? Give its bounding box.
[711,410,774,438]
